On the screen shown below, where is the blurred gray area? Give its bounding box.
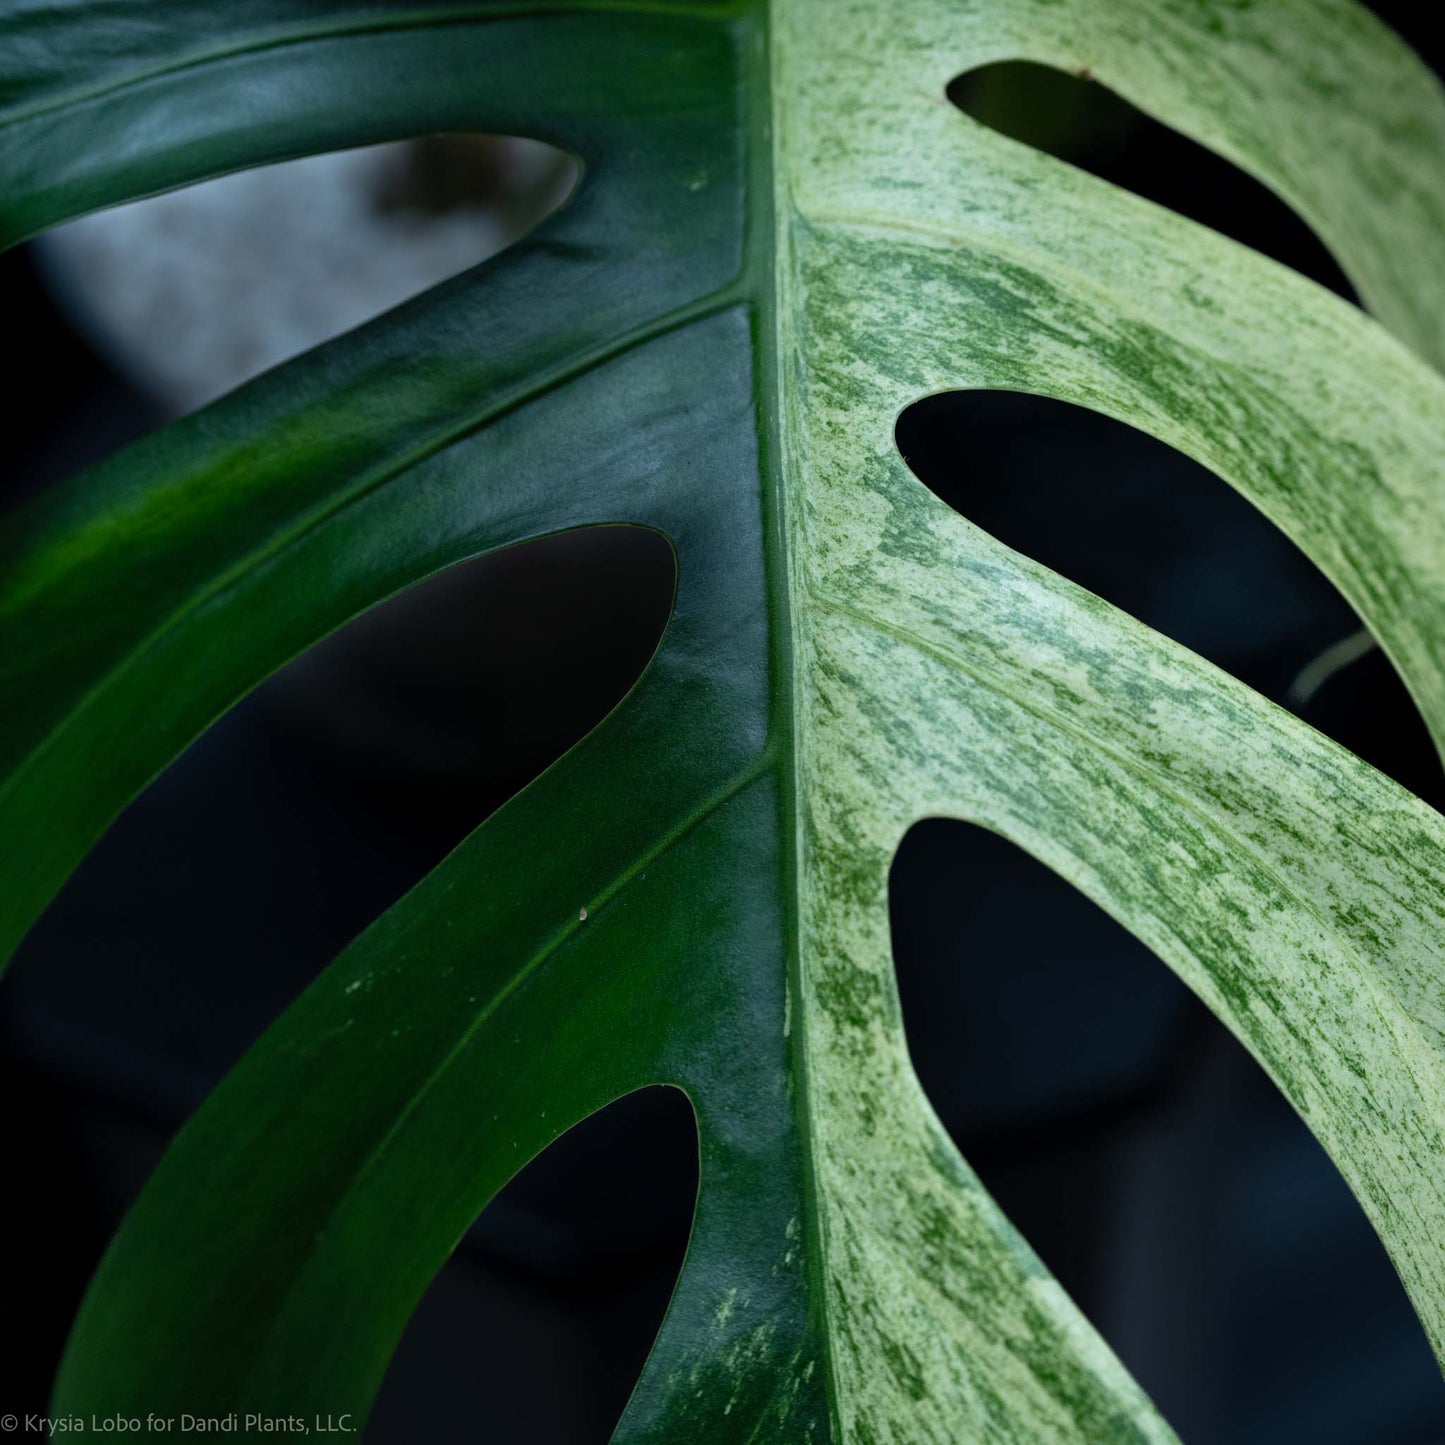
[35,133,576,416]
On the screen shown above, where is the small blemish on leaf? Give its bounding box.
[579,906,589,922]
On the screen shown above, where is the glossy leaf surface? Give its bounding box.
[4,1,1445,1439]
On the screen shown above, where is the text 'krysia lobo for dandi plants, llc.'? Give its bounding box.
[0,1418,357,1437]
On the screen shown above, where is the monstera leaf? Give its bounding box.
[4,1,1445,1438]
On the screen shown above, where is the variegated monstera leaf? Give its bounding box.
[3,1,1445,1440]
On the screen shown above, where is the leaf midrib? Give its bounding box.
[764,3,847,1435]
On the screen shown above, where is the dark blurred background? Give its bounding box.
[4,6,1444,1439]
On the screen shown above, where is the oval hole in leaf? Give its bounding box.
[948,61,1357,303]
[371,1085,698,1444]
[1,523,675,1398]
[890,819,1445,1442]
[3,134,577,511]
[1367,2,1443,68]
[895,389,1441,803]
[35,134,577,417]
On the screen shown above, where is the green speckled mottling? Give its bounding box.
[778,1,1445,1438]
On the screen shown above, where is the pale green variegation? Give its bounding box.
[3,0,1445,1440]
[777,3,1445,1436]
